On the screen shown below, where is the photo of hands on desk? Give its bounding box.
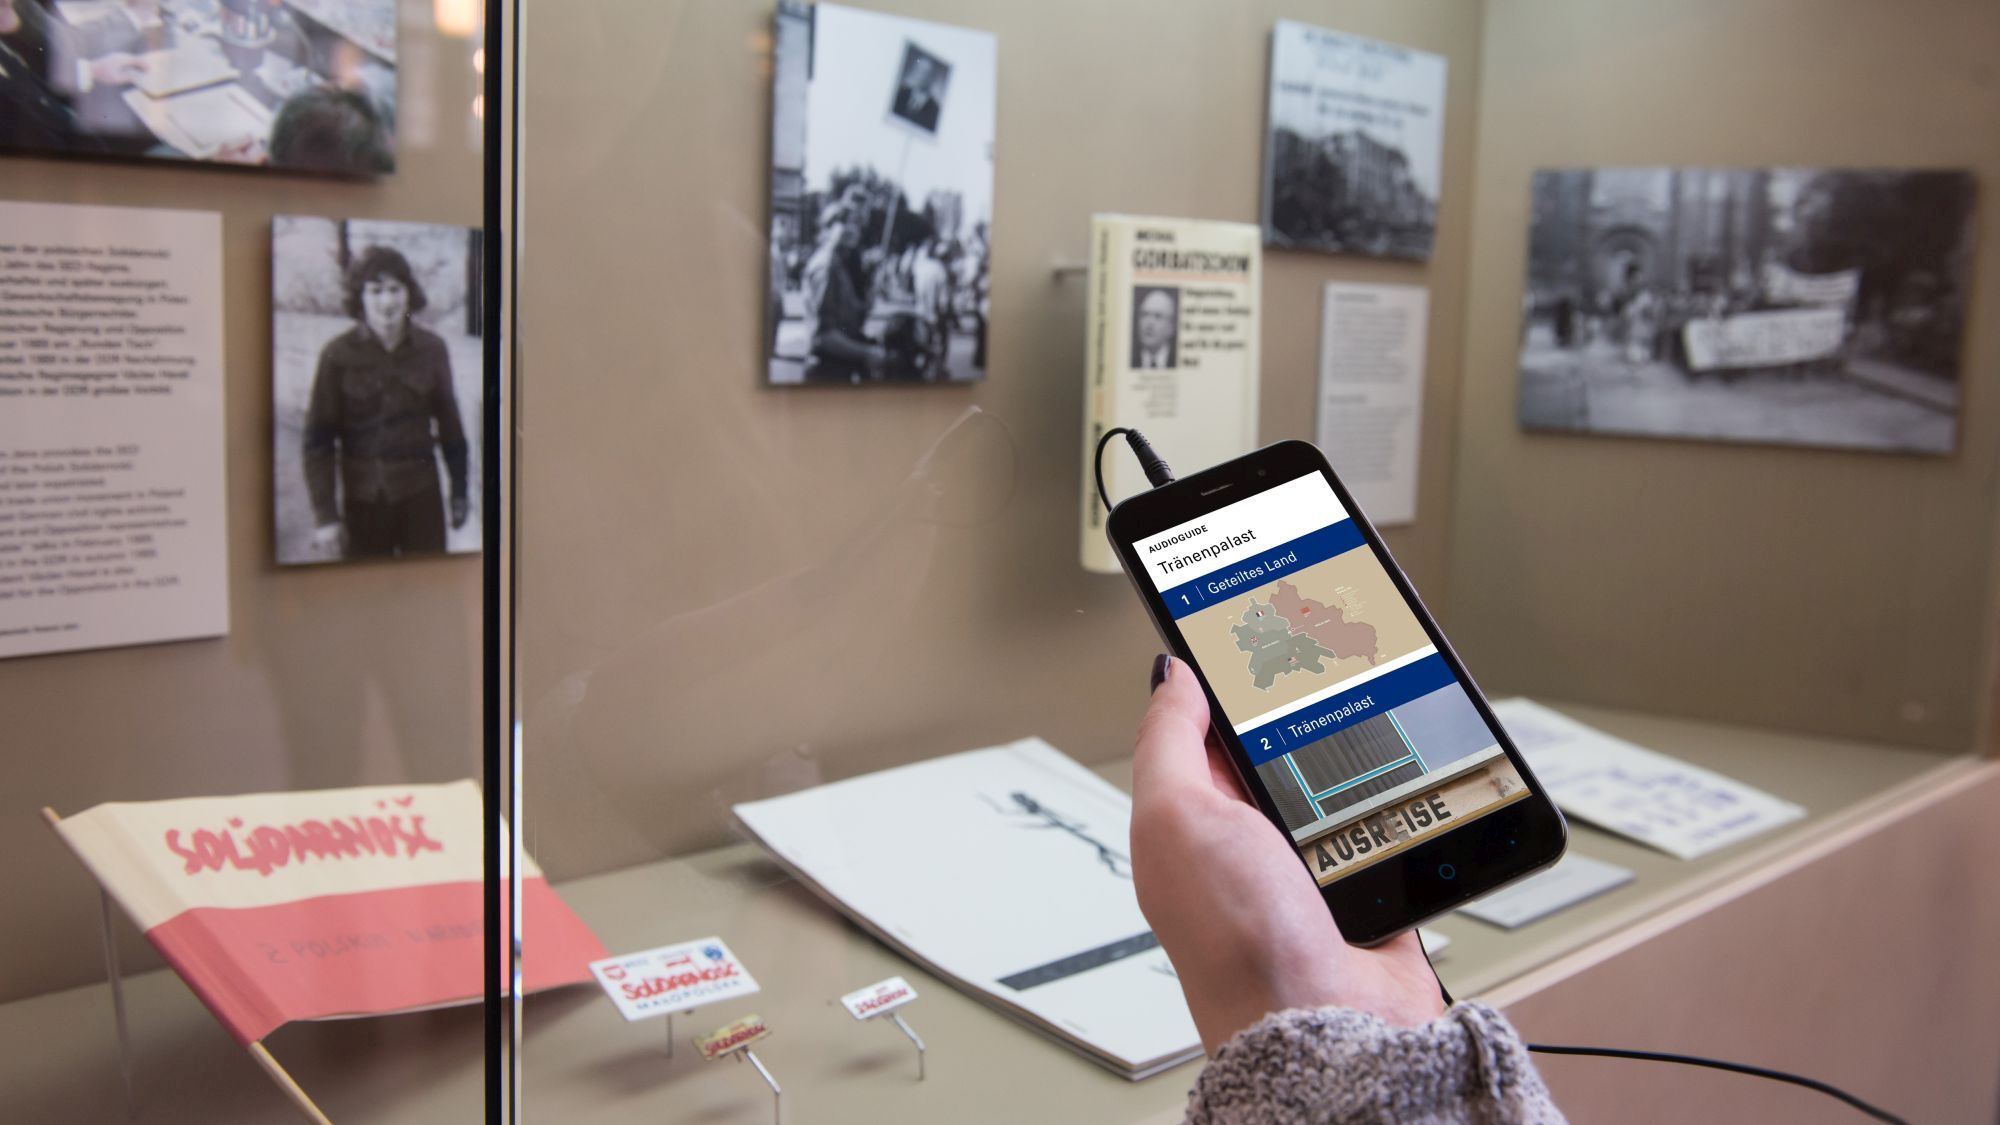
[0,0,395,172]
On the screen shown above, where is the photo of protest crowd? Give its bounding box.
[766,1,993,386]
[1517,167,1974,454]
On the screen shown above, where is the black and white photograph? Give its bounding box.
[888,39,947,135]
[1517,167,1976,455]
[766,0,994,386]
[272,215,482,565]
[2,0,397,173]
[1130,285,1180,370]
[1261,20,1446,261]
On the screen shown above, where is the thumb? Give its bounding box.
[1132,655,1218,806]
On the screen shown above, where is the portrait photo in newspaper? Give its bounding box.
[1517,167,1975,455]
[272,216,483,565]
[0,0,397,173]
[1130,285,1181,370]
[766,1,995,386]
[1261,20,1447,261]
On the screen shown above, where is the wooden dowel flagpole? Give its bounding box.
[248,1041,335,1125]
[42,807,335,1125]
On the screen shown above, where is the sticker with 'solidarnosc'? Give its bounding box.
[696,1015,771,1060]
[588,937,759,1021]
[840,976,918,1020]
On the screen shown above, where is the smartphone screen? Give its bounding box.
[1125,459,1549,896]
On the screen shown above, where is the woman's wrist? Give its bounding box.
[1236,942,1445,1036]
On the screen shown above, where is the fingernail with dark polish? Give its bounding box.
[1150,654,1171,692]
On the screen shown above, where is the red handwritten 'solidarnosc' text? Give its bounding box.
[163,798,444,878]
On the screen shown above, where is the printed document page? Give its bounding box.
[1492,699,1804,860]
[1458,853,1633,929]
[733,739,1200,1077]
[1315,281,1428,526]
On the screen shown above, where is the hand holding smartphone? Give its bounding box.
[1108,440,1565,945]
[1134,655,1456,1049]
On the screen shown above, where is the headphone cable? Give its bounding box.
[1420,937,1905,1124]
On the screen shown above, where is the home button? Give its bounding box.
[1437,863,1457,880]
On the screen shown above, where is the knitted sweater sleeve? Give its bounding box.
[1184,1002,1566,1125]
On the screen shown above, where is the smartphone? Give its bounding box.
[1106,440,1566,944]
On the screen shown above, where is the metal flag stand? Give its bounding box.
[737,1048,782,1124]
[95,887,135,1119]
[884,1010,926,1081]
[42,807,335,1125]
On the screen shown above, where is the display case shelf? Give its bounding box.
[0,703,1963,1123]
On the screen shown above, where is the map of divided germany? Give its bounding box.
[1230,580,1382,690]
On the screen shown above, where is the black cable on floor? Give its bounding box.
[1417,932,1904,1124]
[1522,1043,1906,1124]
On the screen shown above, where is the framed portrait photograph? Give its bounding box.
[766,1,995,386]
[271,215,484,565]
[1,0,397,174]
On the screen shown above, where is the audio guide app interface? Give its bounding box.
[1139,472,1532,886]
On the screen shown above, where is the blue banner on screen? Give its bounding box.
[1236,653,1458,766]
[1161,520,1368,620]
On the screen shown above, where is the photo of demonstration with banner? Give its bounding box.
[1517,166,1975,455]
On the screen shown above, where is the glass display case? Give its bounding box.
[2,1,1998,1122]
[0,1,492,1121]
[494,2,2000,1123]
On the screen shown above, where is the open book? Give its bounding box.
[734,739,1203,1079]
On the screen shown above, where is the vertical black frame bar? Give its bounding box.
[480,0,511,1119]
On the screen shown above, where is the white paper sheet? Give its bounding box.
[1315,282,1428,526]
[54,0,122,26]
[1492,699,1804,860]
[1458,853,1633,929]
[129,39,239,99]
[122,83,271,159]
[733,739,1200,1078]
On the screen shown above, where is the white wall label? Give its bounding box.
[0,201,227,659]
[1315,282,1429,527]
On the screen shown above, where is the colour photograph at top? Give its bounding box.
[1,0,397,173]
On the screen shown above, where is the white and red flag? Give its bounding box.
[51,780,605,1045]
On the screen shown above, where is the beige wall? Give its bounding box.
[512,0,1488,874]
[2,17,485,1002]
[1448,0,2000,750]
